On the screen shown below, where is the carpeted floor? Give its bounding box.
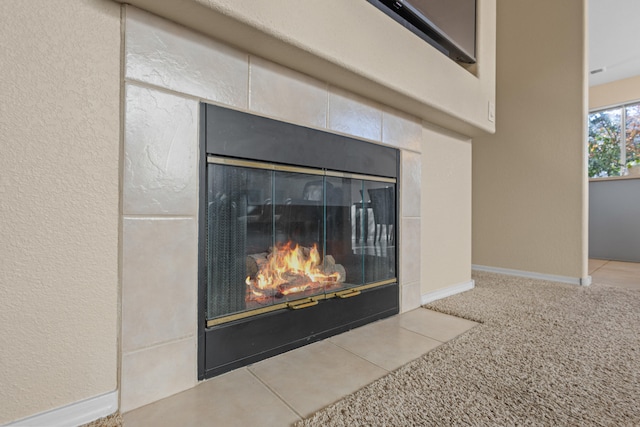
[298,271,640,426]
[81,412,122,427]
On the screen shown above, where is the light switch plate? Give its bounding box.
[488,101,495,123]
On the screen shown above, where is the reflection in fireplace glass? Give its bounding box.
[206,160,396,321]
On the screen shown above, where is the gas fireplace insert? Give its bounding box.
[198,104,399,379]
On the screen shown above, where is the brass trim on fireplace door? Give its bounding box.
[207,156,397,183]
[335,289,361,298]
[325,170,397,184]
[205,155,398,328]
[287,298,319,309]
[207,156,324,176]
[205,279,398,327]
[206,301,292,327]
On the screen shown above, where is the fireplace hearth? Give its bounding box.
[199,104,399,379]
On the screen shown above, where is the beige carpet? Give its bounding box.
[298,271,640,426]
[81,412,122,427]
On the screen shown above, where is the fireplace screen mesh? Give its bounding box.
[206,158,396,322]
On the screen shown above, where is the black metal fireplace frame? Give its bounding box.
[198,103,400,379]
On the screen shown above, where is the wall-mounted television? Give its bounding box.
[367,0,476,64]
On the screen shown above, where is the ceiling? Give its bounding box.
[589,0,640,86]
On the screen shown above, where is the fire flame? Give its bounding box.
[246,242,341,302]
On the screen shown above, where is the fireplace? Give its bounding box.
[199,103,399,378]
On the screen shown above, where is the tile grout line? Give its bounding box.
[325,339,393,373]
[244,337,405,423]
[122,334,195,356]
[396,311,477,342]
[245,367,305,421]
[397,325,449,343]
[327,326,451,369]
[589,259,610,275]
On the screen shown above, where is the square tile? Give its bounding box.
[591,274,640,290]
[123,84,198,215]
[123,368,300,427]
[328,86,382,141]
[125,6,248,108]
[401,281,422,312]
[400,217,421,283]
[599,260,640,275]
[122,217,197,352]
[395,308,477,342]
[588,258,608,274]
[382,109,422,152]
[329,317,441,371]
[401,151,421,217]
[249,56,328,129]
[121,337,197,413]
[590,260,640,290]
[248,340,387,417]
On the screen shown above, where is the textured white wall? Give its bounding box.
[0,0,121,423]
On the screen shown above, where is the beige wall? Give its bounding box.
[421,126,473,294]
[590,74,640,110]
[1,0,492,420]
[0,0,121,423]
[118,0,496,137]
[472,0,588,280]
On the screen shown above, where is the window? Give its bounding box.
[589,101,640,178]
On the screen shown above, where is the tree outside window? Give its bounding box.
[625,104,640,170]
[588,102,640,178]
[588,109,621,177]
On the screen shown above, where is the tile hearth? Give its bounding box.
[123,308,477,426]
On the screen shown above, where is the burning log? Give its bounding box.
[246,252,268,278]
[323,255,346,283]
[245,243,346,302]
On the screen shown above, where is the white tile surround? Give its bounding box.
[121,6,423,412]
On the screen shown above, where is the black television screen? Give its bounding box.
[367,0,476,64]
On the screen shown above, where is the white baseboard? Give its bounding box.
[472,264,592,286]
[421,279,475,305]
[7,390,118,427]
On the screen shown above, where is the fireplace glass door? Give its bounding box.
[206,157,396,324]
